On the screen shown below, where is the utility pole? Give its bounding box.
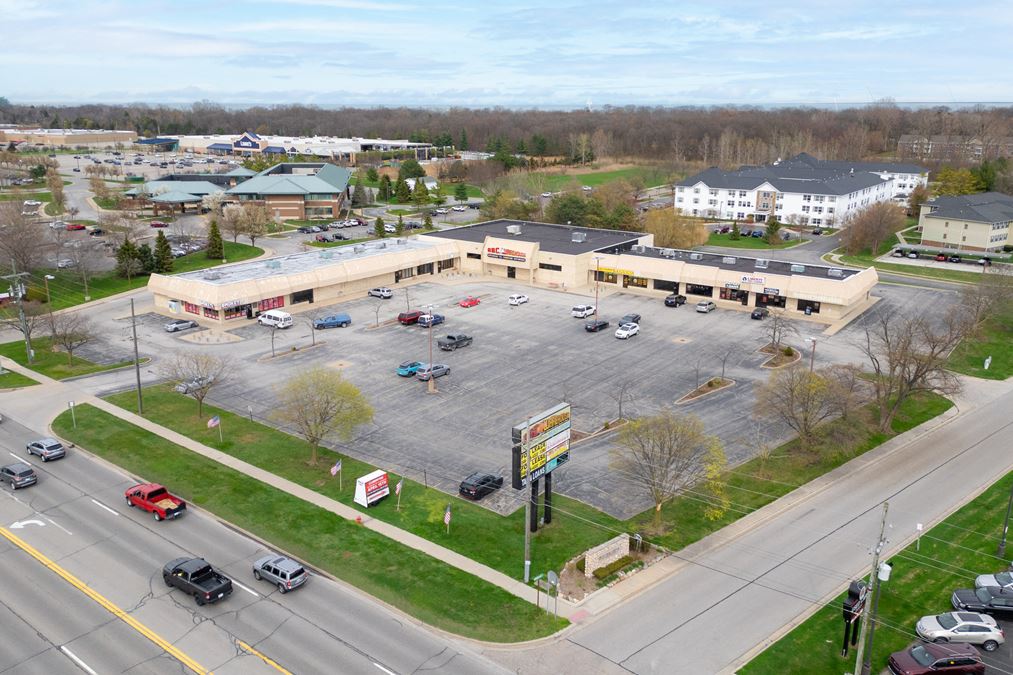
[130,298,143,414]
[522,420,532,583]
[3,264,34,364]
[853,501,889,675]
[998,479,1013,557]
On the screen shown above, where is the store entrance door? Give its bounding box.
[507,266,516,279]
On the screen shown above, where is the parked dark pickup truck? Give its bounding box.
[438,334,473,351]
[125,483,186,521]
[162,557,233,605]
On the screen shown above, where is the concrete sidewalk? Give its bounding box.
[0,357,581,620]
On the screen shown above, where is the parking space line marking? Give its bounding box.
[0,527,209,675]
[41,516,72,536]
[237,639,291,674]
[60,646,97,675]
[89,499,119,516]
[232,580,260,598]
[8,451,21,461]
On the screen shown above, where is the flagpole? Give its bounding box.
[396,477,402,511]
[218,420,223,444]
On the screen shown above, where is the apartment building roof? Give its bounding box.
[923,192,1013,224]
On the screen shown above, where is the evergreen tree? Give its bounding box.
[378,174,392,201]
[423,212,432,230]
[137,243,155,273]
[411,179,429,205]
[366,167,379,182]
[154,230,173,273]
[394,178,411,203]
[395,215,405,235]
[515,138,527,155]
[459,129,469,151]
[206,220,224,259]
[352,175,368,207]
[374,216,386,238]
[764,219,781,244]
[531,134,548,156]
[454,183,469,203]
[730,221,740,240]
[397,158,426,181]
[115,238,142,280]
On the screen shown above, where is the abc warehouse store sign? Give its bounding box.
[511,403,571,489]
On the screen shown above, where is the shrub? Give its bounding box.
[782,346,794,356]
[1004,245,1013,253]
[575,557,586,573]
[592,555,634,580]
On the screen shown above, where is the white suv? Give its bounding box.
[571,305,596,318]
[509,294,529,306]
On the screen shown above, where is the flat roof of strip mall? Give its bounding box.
[174,238,436,286]
[425,219,643,254]
[618,246,861,281]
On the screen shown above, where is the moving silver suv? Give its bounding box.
[252,555,308,594]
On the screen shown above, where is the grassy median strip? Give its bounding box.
[948,304,1013,380]
[51,403,567,642]
[105,388,621,581]
[0,337,137,379]
[742,465,1013,674]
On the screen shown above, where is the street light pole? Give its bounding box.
[44,274,55,305]
[998,479,1013,558]
[805,337,817,372]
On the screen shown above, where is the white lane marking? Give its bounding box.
[8,451,22,461]
[90,499,119,516]
[373,664,396,675]
[10,519,45,529]
[42,516,73,536]
[232,580,260,598]
[60,646,97,675]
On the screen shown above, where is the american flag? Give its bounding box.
[206,415,220,429]
[443,505,452,526]
[395,478,403,496]
[330,459,342,476]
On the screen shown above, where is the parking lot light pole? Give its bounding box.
[805,336,817,372]
[44,274,55,304]
[593,256,602,317]
[427,303,436,393]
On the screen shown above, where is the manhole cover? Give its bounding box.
[672,336,691,344]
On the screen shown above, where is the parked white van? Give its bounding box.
[257,310,293,328]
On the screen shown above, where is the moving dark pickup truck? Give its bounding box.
[438,334,473,351]
[162,557,233,605]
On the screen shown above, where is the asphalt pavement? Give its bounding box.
[0,414,508,675]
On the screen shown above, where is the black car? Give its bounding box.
[812,228,823,235]
[665,294,687,307]
[459,472,504,500]
[297,226,313,234]
[952,587,1013,619]
[585,319,610,332]
[620,313,642,325]
[751,307,770,320]
[947,255,962,263]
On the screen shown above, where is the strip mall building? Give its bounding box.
[148,220,878,324]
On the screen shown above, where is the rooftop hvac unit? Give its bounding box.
[506,224,522,235]
[828,268,844,278]
[396,238,406,245]
[378,241,387,248]
[790,264,806,273]
[353,245,366,254]
[663,248,676,257]
[755,259,769,269]
[571,232,587,243]
[319,251,333,260]
[689,252,703,261]
[721,256,737,265]
[631,244,646,253]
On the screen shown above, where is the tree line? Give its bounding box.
[3,101,1011,165]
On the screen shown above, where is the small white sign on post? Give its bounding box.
[916,522,923,551]
[985,355,993,370]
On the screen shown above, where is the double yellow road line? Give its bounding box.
[1,527,290,675]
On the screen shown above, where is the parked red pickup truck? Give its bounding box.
[124,483,186,521]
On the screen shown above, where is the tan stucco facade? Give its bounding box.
[0,129,137,146]
[919,215,1008,252]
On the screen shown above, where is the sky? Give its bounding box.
[4,0,1012,108]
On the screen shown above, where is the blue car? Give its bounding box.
[313,313,351,329]
[417,313,445,328]
[396,360,425,377]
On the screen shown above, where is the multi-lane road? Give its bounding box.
[0,415,507,675]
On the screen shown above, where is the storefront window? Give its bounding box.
[623,275,648,288]
[259,296,284,311]
[756,293,786,309]
[416,262,434,275]
[593,270,617,283]
[202,307,220,319]
[183,302,200,315]
[797,299,821,314]
[224,305,248,320]
[718,288,739,300]
[438,258,457,272]
[653,279,678,292]
[685,283,714,297]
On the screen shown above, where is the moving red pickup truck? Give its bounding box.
[124,483,186,521]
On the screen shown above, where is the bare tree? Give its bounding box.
[822,363,866,421]
[272,367,374,464]
[764,310,799,352]
[160,351,231,417]
[0,202,45,273]
[642,209,709,248]
[754,366,837,451]
[608,379,636,422]
[958,265,1013,335]
[0,301,47,343]
[200,191,227,220]
[245,219,267,247]
[612,410,726,526]
[859,311,967,432]
[220,204,246,243]
[46,312,94,365]
[840,203,906,256]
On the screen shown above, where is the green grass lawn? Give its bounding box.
[93,196,122,210]
[104,388,621,581]
[51,403,566,642]
[535,166,674,192]
[0,369,39,389]
[742,459,1013,674]
[706,232,801,249]
[0,190,52,202]
[0,336,137,379]
[386,208,418,216]
[44,202,62,216]
[628,392,953,552]
[834,253,985,284]
[307,237,374,248]
[31,242,262,310]
[948,304,1013,379]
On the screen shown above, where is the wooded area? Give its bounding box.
[3,101,1012,166]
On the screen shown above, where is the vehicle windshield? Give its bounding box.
[996,572,1013,586]
[909,645,933,666]
[936,614,957,629]
[976,587,993,603]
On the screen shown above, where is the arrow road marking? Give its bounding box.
[10,519,45,529]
